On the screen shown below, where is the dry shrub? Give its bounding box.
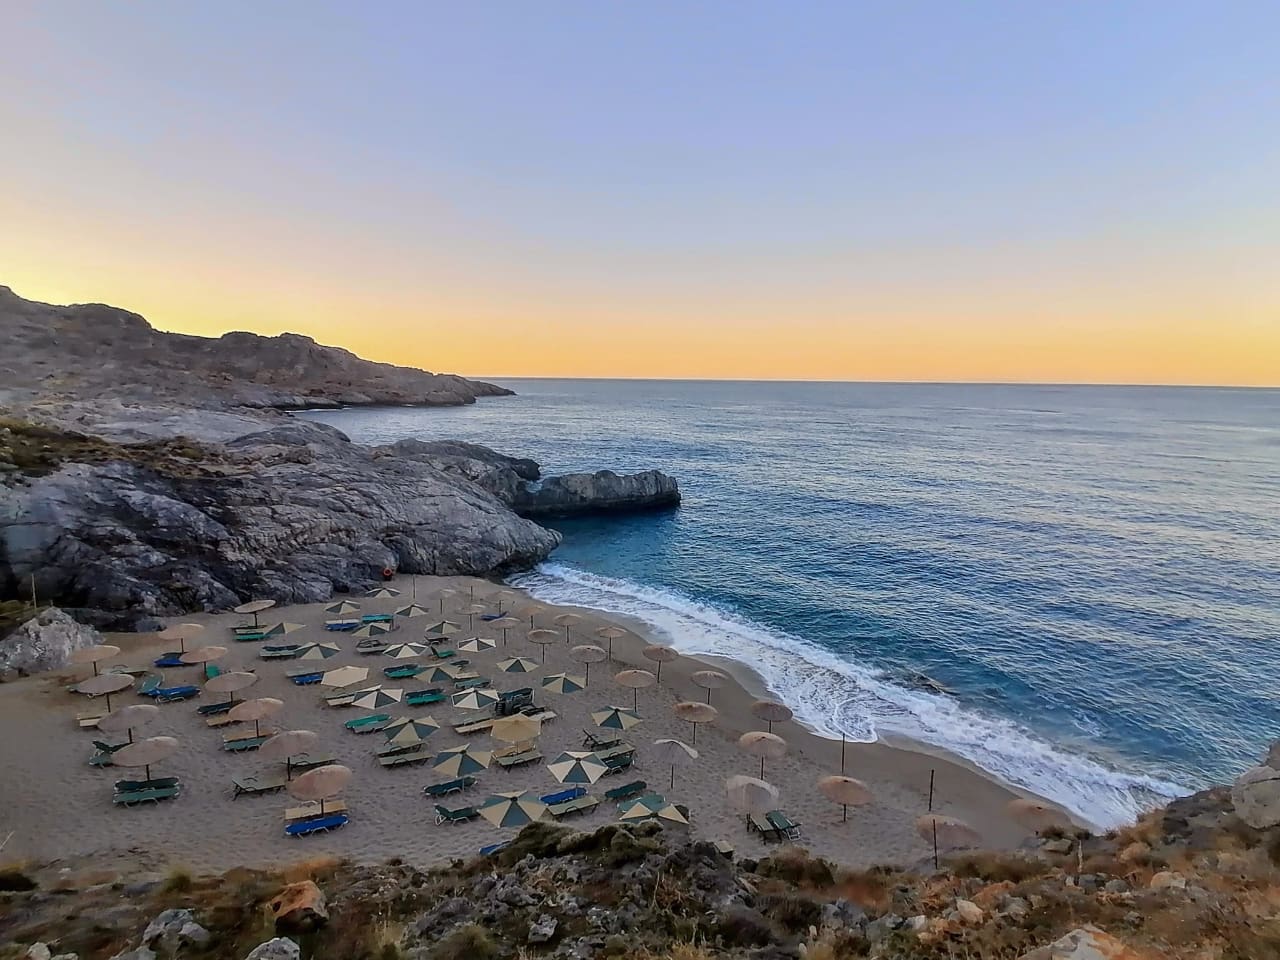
[0,866,36,892]
[759,891,824,933]
[430,923,499,960]
[834,865,900,912]
[716,905,777,948]
[280,854,343,884]
[667,944,716,960]
[163,864,195,893]
[754,847,836,889]
[946,852,1048,884]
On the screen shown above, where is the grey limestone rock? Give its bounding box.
[243,939,300,960]
[0,607,103,676]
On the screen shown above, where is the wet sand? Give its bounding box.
[0,575,1059,873]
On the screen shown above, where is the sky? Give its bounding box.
[2,2,1278,385]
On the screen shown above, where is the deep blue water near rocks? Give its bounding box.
[300,380,1280,827]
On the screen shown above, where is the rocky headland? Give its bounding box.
[0,286,679,629]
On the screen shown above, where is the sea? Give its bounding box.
[299,380,1280,829]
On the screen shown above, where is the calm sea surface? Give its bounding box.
[301,381,1280,827]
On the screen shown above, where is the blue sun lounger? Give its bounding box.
[290,672,324,685]
[361,613,395,623]
[153,653,186,668]
[480,840,510,856]
[540,785,587,806]
[143,684,201,703]
[285,813,349,837]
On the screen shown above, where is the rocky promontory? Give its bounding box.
[0,286,680,628]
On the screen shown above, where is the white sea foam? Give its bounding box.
[511,562,1189,829]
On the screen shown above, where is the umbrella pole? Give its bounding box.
[840,732,847,773]
[928,769,935,811]
[585,663,590,685]
[633,688,639,712]
[93,662,100,676]
[541,646,547,663]
[104,692,113,711]
[760,757,765,779]
[690,721,696,745]
[932,819,939,869]
[655,660,661,684]
[842,803,848,823]
[705,688,711,704]
[670,764,675,790]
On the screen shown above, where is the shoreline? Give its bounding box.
[0,574,1060,874]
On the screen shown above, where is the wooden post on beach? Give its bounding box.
[928,769,935,812]
[840,732,847,773]
[932,819,939,869]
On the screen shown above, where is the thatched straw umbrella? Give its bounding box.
[642,644,678,684]
[287,763,352,816]
[71,645,121,677]
[595,625,627,660]
[652,738,697,790]
[97,703,160,743]
[490,616,522,645]
[179,645,227,666]
[1007,798,1071,833]
[113,735,178,782]
[691,670,728,704]
[528,629,559,663]
[750,700,793,732]
[817,774,873,823]
[614,668,656,712]
[434,588,457,614]
[260,729,319,778]
[738,730,787,779]
[233,599,276,627]
[570,644,607,684]
[157,622,204,652]
[205,670,258,703]
[725,774,778,822]
[673,701,718,744]
[228,697,284,737]
[916,813,982,868]
[77,672,132,710]
[553,613,582,643]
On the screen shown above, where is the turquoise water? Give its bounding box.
[300,381,1280,827]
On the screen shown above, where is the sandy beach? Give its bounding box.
[0,575,1054,873]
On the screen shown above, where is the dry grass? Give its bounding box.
[279,855,343,885]
[163,864,195,893]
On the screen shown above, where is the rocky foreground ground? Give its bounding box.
[5,757,1280,960]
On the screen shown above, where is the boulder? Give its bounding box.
[140,908,209,954]
[0,607,103,676]
[1148,871,1186,891]
[244,939,300,960]
[528,914,558,944]
[269,880,328,933]
[1017,925,1157,959]
[512,470,680,517]
[1230,766,1280,829]
[953,900,983,924]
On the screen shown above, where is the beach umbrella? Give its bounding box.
[157,622,204,652]
[1007,798,1071,833]
[570,644,607,684]
[367,586,401,599]
[459,636,497,654]
[228,697,284,737]
[489,616,522,646]
[553,613,582,642]
[432,743,492,777]
[423,665,460,684]
[541,673,586,695]
[321,665,369,688]
[234,599,276,627]
[464,603,488,631]
[642,644,678,683]
[498,656,537,674]
[451,688,499,711]
[424,620,461,638]
[260,729,319,778]
[725,774,779,818]
[113,735,178,782]
[179,645,227,665]
[674,701,718,744]
[490,714,543,745]
[614,668,656,712]
[738,731,788,780]
[395,603,431,619]
[517,604,541,629]
[97,703,160,743]
[325,600,361,615]
[434,589,456,614]
[71,644,121,677]
[263,622,305,637]
[595,625,627,660]
[592,706,643,731]
[77,672,133,710]
[692,670,728,704]
[619,796,689,825]
[295,642,340,661]
[479,791,547,829]
[287,763,352,816]
[495,589,522,614]
[917,813,981,867]
[384,642,429,659]
[350,687,404,710]
[750,700,793,732]
[652,738,698,790]
[528,629,559,663]
[547,751,609,785]
[351,622,394,639]
[383,716,440,746]
[206,671,258,702]
[818,775,873,823]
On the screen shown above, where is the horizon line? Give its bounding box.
[466,375,1280,390]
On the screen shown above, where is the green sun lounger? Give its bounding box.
[232,773,288,799]
[223,734,270,752]
[429,648,456,660]
[422,776,477,798]
[548,795,601,819]
[495,749,542,770]
[344,713,392,733]
[378,749,432,769]
[604,780,647,802]
[593,743,635,761]
[114,785,179,806]
[748,813,782,841]
[135,674,162,695]
[115,776,179,793]
[582,730,624,750]
[287,754,336,774]
[453,676,491,691]
[406,689,446,706]
[766,810,802,841]
[383,664,426,679]
[434,803,480,825]
[234,631,271,642]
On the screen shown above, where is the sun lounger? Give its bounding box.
[378,750,433,769]
[357,642,390,655]
[153,653,186,668]
[223,734,271,752]
[376,741,424,758]
[748,813,782,841]
[232,773,288,798]
[113,786,179,806]
[540,785,587,806]
[89,750,115,768]
[405,689,446,707]
[446,670,479,682]
[361,613,395,623]
[285,800,348,822]
[603,780,647,802]
[206,713,238,728]
[196,699,235,715]
[494,749,542,770]
[146,684,200,702]
[289,672,324,685]
[135,674,162,695]
[453,716,496,736]
[383,664,426,679]
[422,776,478,798]
[493,740,537,760]
[115,776,179,793]
[582,730,624,750]
[479,841,510,856]
[285,813,349,837]
[325,619,360,631]
[549,795,601,820]
[76,712,104,729]
[601,754,635,775]
[429,647,457,660]
[204,664,223,681]
[453,677,491,691]
[233,631,270,643]
[434,803,480,825]
[766,810,802,841]
[233,623,263,633]
[287,754,336,773]
[344,713,392,733]
[260,645,302,660]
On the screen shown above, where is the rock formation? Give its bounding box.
[512,468,681,517]
[0,606,104,677]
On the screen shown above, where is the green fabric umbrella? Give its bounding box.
[383,642,429,659]
[263,621,305,637]
[451,688,499,711]
[459,636,497,653]
[424,620,461,637]
[546,751,609,785]
[592,706,643,731]
[351,622,394,638]
[424,666,459,684]
[479,791,547,829]
[325,600,361,615]
[395,603,431,618]
[349,687,404,710]
[432,743,493,777]
[295,642,340,660]
[383,716,440,746]
[367,587,401,599]
[498,657,538,674]
[541,673,586,695]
